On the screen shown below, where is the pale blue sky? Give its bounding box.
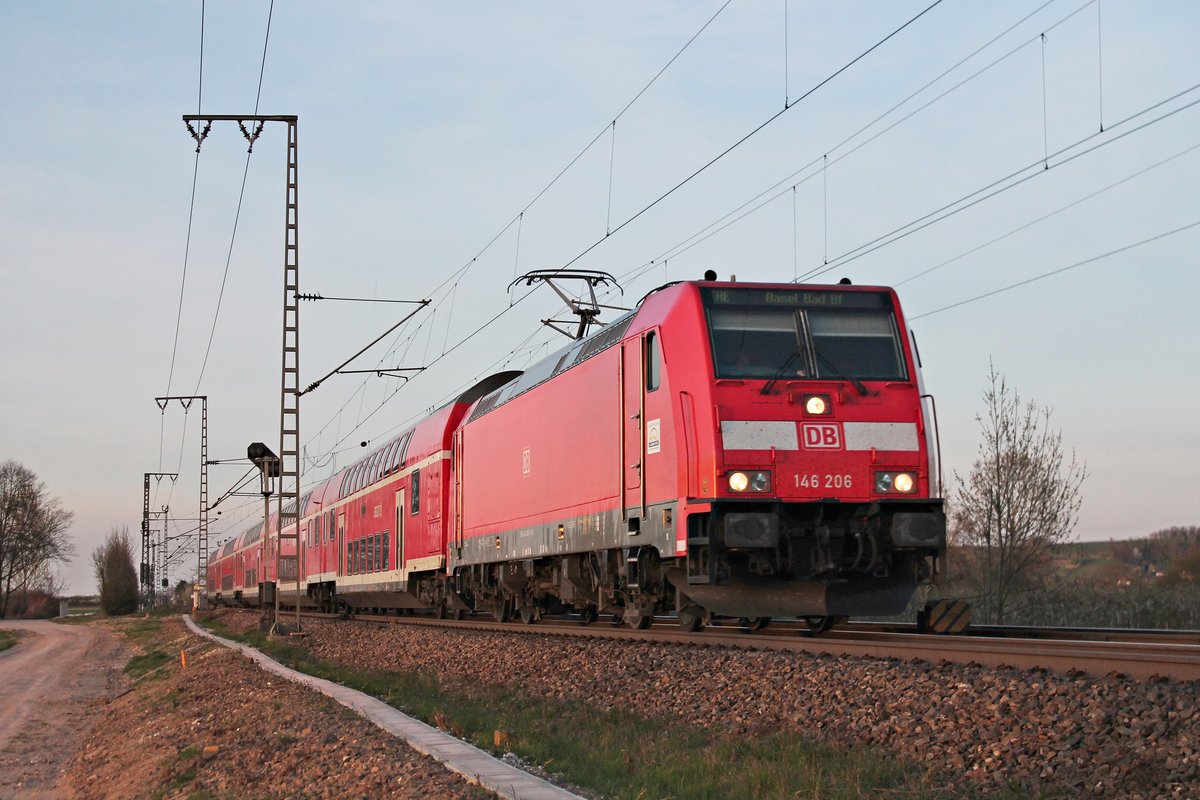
[2,1,1197,594]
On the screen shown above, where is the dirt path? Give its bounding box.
[0,620,128,799]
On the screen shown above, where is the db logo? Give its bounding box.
[801,422,842,449]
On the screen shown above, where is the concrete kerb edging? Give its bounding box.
[182,615,583,800]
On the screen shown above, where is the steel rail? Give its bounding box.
[264,610,1200,682]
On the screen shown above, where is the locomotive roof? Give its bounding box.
[330,370,521,502]
[468,308,637,422]
[464,278,899,423]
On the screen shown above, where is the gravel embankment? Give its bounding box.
[63,615,491,800]
[257,613,1199,799]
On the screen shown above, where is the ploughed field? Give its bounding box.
[210,609,1199,798]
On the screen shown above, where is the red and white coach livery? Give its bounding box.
[209,277,946,631]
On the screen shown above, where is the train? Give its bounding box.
[207,276,946,632]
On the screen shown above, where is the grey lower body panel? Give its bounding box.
[451,501,679,569]
[338,579,423,609]
[667,567,916,618]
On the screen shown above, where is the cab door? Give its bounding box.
[621,337,646,523]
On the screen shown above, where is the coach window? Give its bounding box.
[398,432,413,470]
[410,469,421,515]
[645,331,661,392]
[382,440,398,476]
[382,531,389,570]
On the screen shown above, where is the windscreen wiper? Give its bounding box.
[760,347,808,395]
[815,351,870,396]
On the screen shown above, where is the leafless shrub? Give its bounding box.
[92,527,139,616]
[950,365,1087,624]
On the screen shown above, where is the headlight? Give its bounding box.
[803,394,830,415]
[729,470,772,493]
[875,471,917,494]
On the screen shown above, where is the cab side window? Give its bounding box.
[646,331,661,392]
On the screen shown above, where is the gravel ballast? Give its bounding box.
[266,613,1200,799]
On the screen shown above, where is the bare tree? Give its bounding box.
[92,527,139,616]
[951,366,1087,624]
[0,461,75,617]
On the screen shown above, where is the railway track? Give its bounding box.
[238,607,1200,682]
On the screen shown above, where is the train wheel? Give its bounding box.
[740,616,770,632]
[678,606,704,632]
[518,604,539,625]
[623,607,653,629]
[491,598,513,623]
[803,615,836,634]
[578,605,598,625]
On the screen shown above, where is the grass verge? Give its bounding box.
[0,630,17,652]
[198,617,1009,800]
[124,650,171,679]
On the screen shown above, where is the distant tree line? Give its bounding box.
[928,526,1200,630]
[1108,526,1200,584]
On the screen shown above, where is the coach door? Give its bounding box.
[300,522,307,582]
[337,513,346,576]
[394,489,405,580]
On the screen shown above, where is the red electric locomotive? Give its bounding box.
[207,277,945,631]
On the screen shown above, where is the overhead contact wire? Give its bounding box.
[552,0,947,275]
[895,139,1200,287]
[163,1,274,517]
[161,0,207,474]
[418,0,734,309]
[324,0,950,463]
[305,4,735,466]
[911,221,1200,320]
[189,0,275,395]
[798,85,1200,283]
[608,0,1068,288]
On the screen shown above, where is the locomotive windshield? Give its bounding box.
[703,288,908,382]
